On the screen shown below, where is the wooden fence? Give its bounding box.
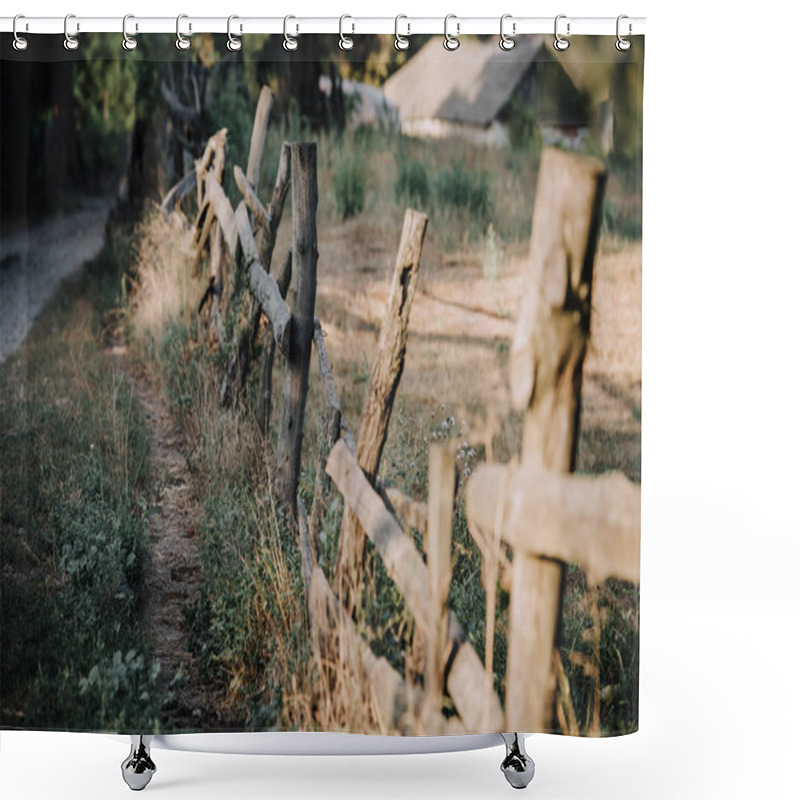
[161,86,641,735]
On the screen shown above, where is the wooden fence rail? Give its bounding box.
[326,439,505,732]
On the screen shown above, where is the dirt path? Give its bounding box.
[0,197,108,364]
[108,346,228,731]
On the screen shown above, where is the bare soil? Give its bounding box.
[107,345,230,731]
[292,211,642,483]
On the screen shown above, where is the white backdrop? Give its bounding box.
[2,1,799,798]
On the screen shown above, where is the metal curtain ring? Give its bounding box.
[63,13,79,51]
[227,15,242,51]
[499,14,515,50]
[176,14,191,50]
[616,14,632,51]
[554,14,570,51]
[12,14,29,51]
[339,14,354,50]
[443,14,460,51]
[283,15,298,51]
[122,15,138,51]
[394,15,410,51]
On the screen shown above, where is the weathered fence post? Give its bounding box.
[504,147,606,732]
[246,86,271,193]
[334,208,428,610]
[276,142,318,514]
[255,142,293,430]
[423,444,455,733]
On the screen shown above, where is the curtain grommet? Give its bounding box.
[443,14,460,51]
[499,14,516,51]
[227,15,242,51]
[12,14,29,51]
[176,14,191,51]
[283,15,299,51]
[339,14,355,51]
[394,15,410,51]
[122,14,138,51]
[554,14,570,51]
[616,15,632,51]
[63,13,80,51]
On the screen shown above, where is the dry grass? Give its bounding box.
[129,208,204,350]
[312,221,641,483]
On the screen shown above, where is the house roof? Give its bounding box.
[383,35,556,127]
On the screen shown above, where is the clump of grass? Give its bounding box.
[560,569,640,735]
[394,159,430,209]
[0,256,161,731]
[333,156,366,219]
[129,207,201,352]
[433,164,491,219]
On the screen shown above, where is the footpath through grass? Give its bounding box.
[0,234,163,731]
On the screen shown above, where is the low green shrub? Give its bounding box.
[333,156,366,219]
[433,164,491,218]
[394,160,430,209]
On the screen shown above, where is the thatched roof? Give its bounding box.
[384,35,555,127]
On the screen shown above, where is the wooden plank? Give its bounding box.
[261,141,292,269]
[228,143,293,409]
[194,129,227,203]
[205,177,239,261]
[504,147,607,734]
[256,249,292,434]
[423,445,455,733]
[234,165,270,231]
[232,207,292,356]
[246,86,272,191]
[276,142,318,514]
[248,264,291,357]
[326,439,504,731]
[307,565,450,735]
[191,201,216,275]
[466,463,641,585]
[334,209,428,606]
[235,201,258,264]
[327,439,428,623]
[382,487,427,535]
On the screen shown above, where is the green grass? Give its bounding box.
[0,239,163,731]
[145,311,315,730]
[333,156,366,219]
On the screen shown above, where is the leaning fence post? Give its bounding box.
[275,142,318,515]
[423,444,455,733]
[334,208,428,610]
[504,147,606,732]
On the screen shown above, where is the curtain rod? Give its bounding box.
[1,16,646,37]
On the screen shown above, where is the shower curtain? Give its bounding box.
[0,29,643,738]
